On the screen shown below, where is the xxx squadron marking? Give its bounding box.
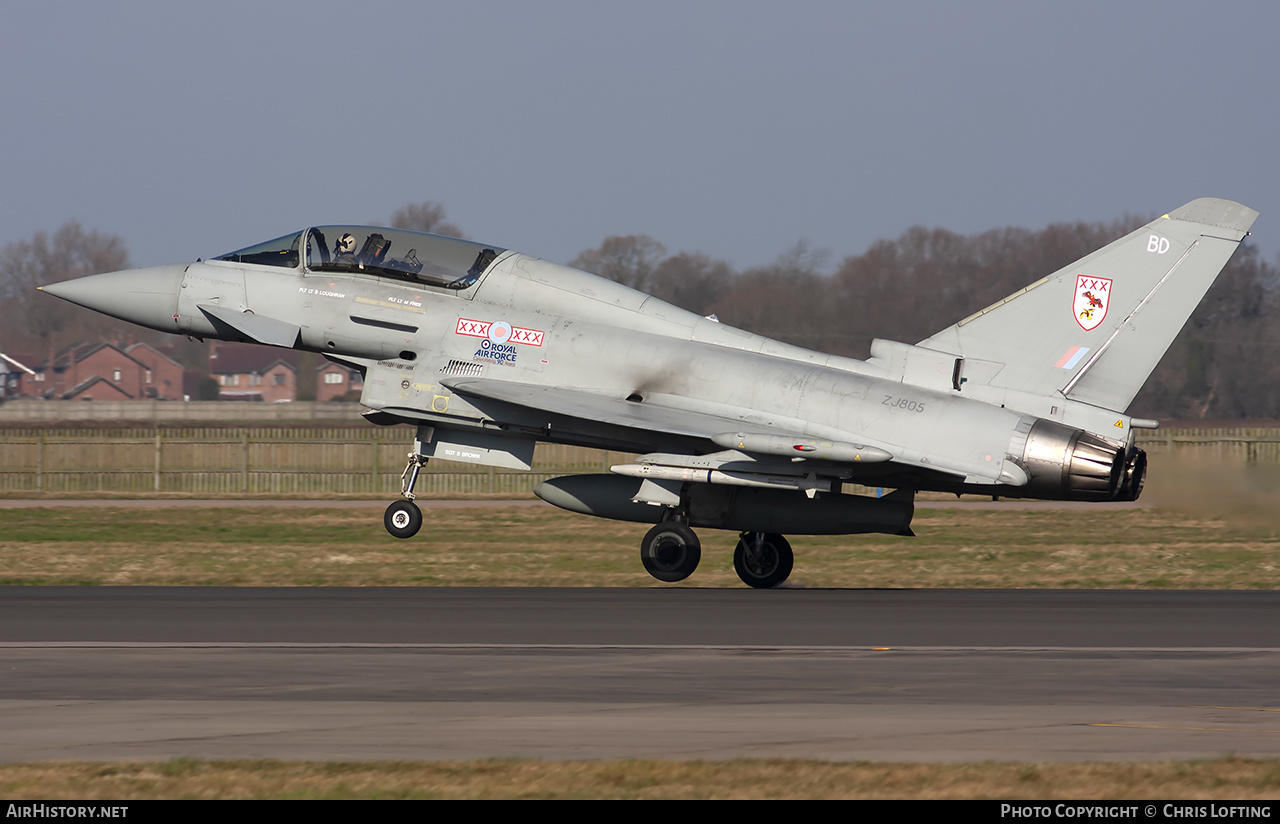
[456,318,545,346]
[1073,275,1112,331]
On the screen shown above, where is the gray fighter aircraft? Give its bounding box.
[40,198,1258,587]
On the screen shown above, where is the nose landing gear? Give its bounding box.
[385,451,428,539]
[384,499,422,539]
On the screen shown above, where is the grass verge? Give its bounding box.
[0,504,1275,588]
[2,757,1279,800]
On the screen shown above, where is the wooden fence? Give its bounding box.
[1136,427,1280,464]
[0,426,620,494]
[0,425,1276,495]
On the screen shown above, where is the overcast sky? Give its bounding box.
[3,1,1277,274]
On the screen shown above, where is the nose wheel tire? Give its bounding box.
[384,500,423,539]
[640,522,701,582]
[734,532,793,588]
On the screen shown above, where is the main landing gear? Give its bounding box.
[639,519,702,582]
[733,532,794,589]
[388,449,796,588]
[385,452,428,539]
[637,515,795,588]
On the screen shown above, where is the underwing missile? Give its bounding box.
[711,432,894,463]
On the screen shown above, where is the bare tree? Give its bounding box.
[388,202,466,238]
[649,252,735,315]
[831,218,1147,358]
[708,241,835,351]
[569,235,736,314]
[570,235,667,292]
[0,222,130,358]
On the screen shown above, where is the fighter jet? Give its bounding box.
[39,199,1258,587]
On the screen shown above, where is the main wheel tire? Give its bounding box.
[734,532,794,588]
[384,499,423,539]
[640,522,702,582]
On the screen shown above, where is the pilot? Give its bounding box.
[334,233,358,261]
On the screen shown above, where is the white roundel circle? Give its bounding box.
[488,321,512,344]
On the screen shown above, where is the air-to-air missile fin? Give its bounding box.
[917,198,1258,412]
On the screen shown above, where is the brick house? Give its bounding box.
[316,360,365,401]
[125,342,187,400]
[208,343,298,402]
[29,343,151,400]
[62,375,135,401]
[1,353,38,399]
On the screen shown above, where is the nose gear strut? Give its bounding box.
[385,451,429,539]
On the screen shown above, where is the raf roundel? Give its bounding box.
[488,321,512,344]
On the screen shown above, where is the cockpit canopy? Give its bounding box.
[215,226,505,290]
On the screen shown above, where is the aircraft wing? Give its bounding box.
[440,378,921,469]
[441,378,755,440]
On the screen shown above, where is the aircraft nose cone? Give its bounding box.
[40,264,186,332]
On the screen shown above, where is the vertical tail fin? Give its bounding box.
[919,198,1258,412]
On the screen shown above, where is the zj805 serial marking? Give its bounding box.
[883,395,927,413]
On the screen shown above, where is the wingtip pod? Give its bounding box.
[1167,198,1259,238]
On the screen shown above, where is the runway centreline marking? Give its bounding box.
[1091,723,1280,734]
[3,642,1278,653]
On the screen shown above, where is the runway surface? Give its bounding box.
[3,587,1278,763]
[0,498,1139,510]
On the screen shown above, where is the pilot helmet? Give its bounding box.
[336,233,356,254]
